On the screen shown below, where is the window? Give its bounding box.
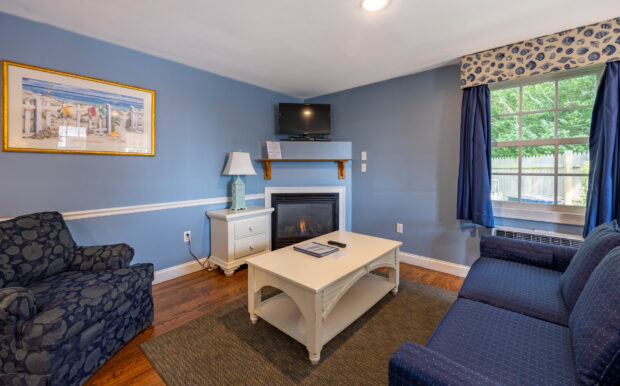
[489,67,602,223]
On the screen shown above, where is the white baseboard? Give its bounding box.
[153,251,471,285]
[399,252,470,278]
[153,257,209,284]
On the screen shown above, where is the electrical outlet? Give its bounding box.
[361,151,367,161]
[396,223,403,233]
[184,231,191,242]
[361,163,367,172]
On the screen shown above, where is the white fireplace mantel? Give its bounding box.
[264,186,346,230]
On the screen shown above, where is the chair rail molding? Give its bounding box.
[0,194,265,222]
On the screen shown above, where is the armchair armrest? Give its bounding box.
[0,287,37,323]
[69,243,134,272]
[480,235,577,271]
[389,341,499,386]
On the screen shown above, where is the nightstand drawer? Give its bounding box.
[234,234,268,259]
[234,217,267,239]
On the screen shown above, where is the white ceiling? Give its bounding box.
[2,0,619,98]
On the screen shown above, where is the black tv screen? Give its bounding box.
[278,103,331,135]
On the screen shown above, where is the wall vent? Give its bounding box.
[493,228,583,248]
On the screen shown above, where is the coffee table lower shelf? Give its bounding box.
[256,273,394,348]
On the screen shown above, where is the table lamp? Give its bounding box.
[223,151,256,210]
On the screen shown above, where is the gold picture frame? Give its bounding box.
[2,60,155,156]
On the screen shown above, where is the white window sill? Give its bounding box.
[492,205,585,226]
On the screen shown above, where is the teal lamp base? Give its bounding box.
[230,175,247,211]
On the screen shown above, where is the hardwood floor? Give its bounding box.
[85,263,464,385]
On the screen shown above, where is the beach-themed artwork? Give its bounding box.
[2,61,155,155]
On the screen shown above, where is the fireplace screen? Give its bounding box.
[271,193,339,249]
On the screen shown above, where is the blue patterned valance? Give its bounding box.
[460,17,620,88]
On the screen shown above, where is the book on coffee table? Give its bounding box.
[293,242,339,257]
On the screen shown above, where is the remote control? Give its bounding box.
[327,240,346,248]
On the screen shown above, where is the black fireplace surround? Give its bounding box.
[271,193,339,249]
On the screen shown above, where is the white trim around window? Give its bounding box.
[489,65,602,225]
[492,202,585,225]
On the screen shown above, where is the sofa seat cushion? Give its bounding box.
[22,268,139,349]
[459,257,569,325]
[426,298,577,386]
[560,220,620,312]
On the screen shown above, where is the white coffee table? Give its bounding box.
[246,231,401,364]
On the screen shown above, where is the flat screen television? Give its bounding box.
[278,103,331,136]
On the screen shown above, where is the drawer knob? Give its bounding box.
[249,225,255,231]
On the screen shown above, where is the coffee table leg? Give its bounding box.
[248,265,260,324]
[250,309,259,324]
[390,248,400,295]
[308,352,320,365]
[306,292,323,365]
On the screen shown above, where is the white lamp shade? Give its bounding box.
[222,152,256,175]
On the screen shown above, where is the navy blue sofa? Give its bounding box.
[389,221,620,385]
[0,212,154,385]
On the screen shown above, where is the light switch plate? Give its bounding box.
[361,151,367,161]
[361,163,367,172]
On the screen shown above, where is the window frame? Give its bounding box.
[489,65,604,225]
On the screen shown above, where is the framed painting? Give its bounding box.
[2,61,155,156]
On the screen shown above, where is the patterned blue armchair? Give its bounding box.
[0,212,154,385]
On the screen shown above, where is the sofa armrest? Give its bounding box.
[69,243,134,271]
[0,287,37,323]
[389,341,499,386]
[480,235,577,271]
[551,244,578,272]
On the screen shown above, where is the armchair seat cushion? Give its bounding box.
[426,298,577,386]
[458,257,569,325]
[22,268,143,350]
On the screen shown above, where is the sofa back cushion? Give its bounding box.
[560,220,620,312]
[569,246,620,385]
[0,212,76,288]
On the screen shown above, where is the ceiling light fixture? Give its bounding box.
[361,0,390,12]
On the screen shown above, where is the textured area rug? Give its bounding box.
[140,279,456,385]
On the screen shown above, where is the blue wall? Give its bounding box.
[309,65,583,266]
[0,12,351,271]
[1,12,583,272]
[309,66,483,265]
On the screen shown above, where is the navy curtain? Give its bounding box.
[584,61,620,237]
[457,85,494,227]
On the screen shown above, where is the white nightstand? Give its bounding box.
[206,206,274,276]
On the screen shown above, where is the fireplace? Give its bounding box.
[271,193,339,249]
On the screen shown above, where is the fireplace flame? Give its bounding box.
[299,219,307,234]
